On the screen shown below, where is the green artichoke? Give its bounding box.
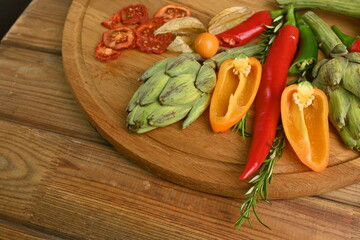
[126,44,264,133]
[311,52,360,151]
[303,11,360,151]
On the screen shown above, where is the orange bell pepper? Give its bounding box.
[281,81,329,172]
[209,56,262,132]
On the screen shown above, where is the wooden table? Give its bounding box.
[0,0,359,239]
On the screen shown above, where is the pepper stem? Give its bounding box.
[331,25,358,49]
[269,9,287,19]
[294,11,305,26]
[284,4,296,26]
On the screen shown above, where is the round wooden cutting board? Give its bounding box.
[62,0,360,199]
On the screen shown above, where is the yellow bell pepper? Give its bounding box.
[281,81,329,172]
[209,56,262,132]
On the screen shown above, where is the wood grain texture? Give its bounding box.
[0,0,72,55]
[0,119,358,240]
[0,45,106,144]
[319,184,360,207]
[62,0,360,198]
[0,220,57,240]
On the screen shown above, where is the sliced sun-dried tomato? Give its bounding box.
[101,13,121,29]
[154,4,191,22]
[95,41,121,61]
[119,4,149,25]
[135,17,165,39]
[136,37,172,54]
[102,26,136,50]
[135,17,173,54]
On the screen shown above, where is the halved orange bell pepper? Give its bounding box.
[281,81,329,172]
[209,56,262,132]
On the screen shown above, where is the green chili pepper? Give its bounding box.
[331,25,360,53]
[288,12,318,75]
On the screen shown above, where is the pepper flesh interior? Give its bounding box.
[281,82,329,172]
[209,56,262,132]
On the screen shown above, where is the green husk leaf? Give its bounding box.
[342,62,360,98]
[327,86,352,130]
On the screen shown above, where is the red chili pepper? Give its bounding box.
[216,10,284,48]
[239,6,299,180]
[350,40,360,52]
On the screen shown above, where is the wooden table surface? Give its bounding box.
[0,0,359,239]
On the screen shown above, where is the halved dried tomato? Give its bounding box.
[154,4,191,22]
[135,17,173,54]
[119,4,149,25]
[95,41,121,61]
[135,17,165,39]
[136,37,172,54]
[102,26,136,50]
[101,13,121,29]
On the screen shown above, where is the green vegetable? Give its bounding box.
[302,11,348,58]
[126,44,265,133]
[276,0,360,18]
[331,25,360,52]
[288,12,318,75]
[303,11,360,151]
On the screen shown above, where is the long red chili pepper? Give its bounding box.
[239,6,299,180]
[216,10,285,48]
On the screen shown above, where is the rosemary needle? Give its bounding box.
[235,126,286,230]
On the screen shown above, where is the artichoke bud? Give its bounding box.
[182,93,211,129]
[327,86,352,130]
[148,105,192,127]
[345,52,360,64]
[138,57,173,82]
[195,64,217,93]
[132,101,161,128]
[325,57,348,86]
[312,59,329,79]
[159,74,201,106]
[126,104,139,126]
[126,84,147,112]
[347,95,360,139]
[342,62,360,98]
[203,59,217,69]
[137,71,170,106]
[339,126,358,150]
[165,56,201,77]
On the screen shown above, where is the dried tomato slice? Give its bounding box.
[101,13,121,29]
[135,17,165,39]
[102,26,136,50]
[136,37,171,54]
[154,4,191,22]
[119,4,149,25]
[135,17,173,54]
[95,41,121,61]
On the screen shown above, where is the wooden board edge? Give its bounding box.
[61,0,360,199]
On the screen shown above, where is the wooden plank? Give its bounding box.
[0,119,358,239]
[0,45,105,144]
[319,183,360,207]
[0,220,58,240]
[1,0,72,55]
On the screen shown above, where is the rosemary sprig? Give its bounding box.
[235,126,286,230]
[258,15,285,64]
[233,113,251,138]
